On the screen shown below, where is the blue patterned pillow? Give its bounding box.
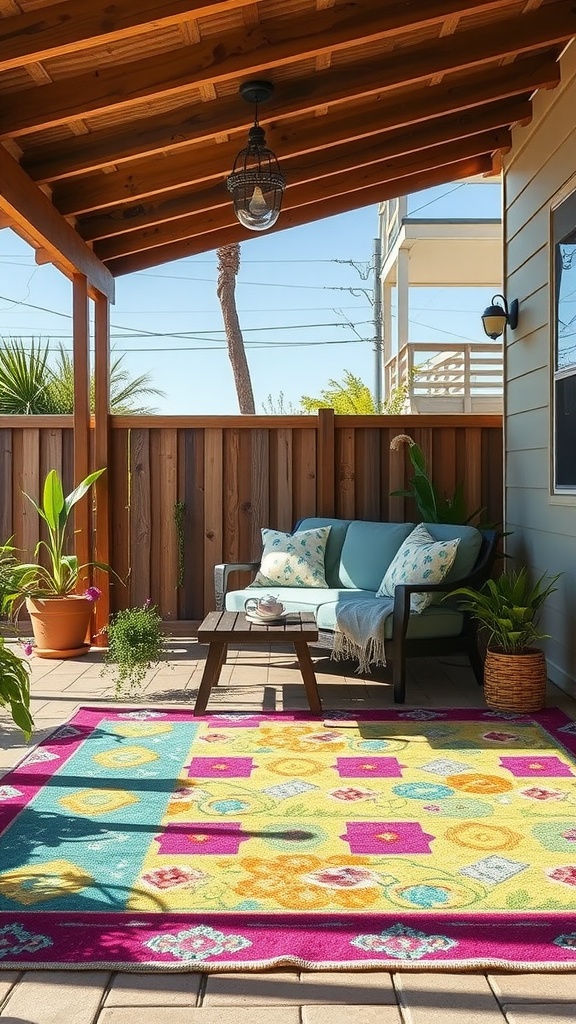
[250,526,331,588]
[376,524,460,613]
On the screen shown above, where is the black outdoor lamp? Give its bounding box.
[226,80,286,232]
[481,294,519,339]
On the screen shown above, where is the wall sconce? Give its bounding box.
[226,80,286,232]
[481,294,519,339]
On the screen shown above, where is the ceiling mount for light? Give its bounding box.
[481,294,519,339]
[226,80,286,232]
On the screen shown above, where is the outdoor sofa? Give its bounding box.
[215,517,499,703]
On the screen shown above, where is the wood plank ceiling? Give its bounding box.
[0,0,573,278]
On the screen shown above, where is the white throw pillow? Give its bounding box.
[250,526,331,588]
[376,524,460,613]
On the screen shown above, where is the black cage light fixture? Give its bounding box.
[481,294,519,339]
[226,80,286,232]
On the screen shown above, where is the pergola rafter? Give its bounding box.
[0,0,569,626]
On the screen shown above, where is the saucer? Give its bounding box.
[246,612,288,625]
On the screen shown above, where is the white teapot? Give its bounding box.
[245,594,286,619]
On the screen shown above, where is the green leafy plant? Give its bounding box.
[390,433,482,524]
[1,468,114,618]
[0,636,33,739]
[0,337,164,415]
[103,602,164,697]
[450,568,561,654]
[174,501,186,588]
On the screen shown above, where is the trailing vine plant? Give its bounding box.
[174,501,186,588]
[103,601,164,698]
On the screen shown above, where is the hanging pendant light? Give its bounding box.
[226,80,286,232]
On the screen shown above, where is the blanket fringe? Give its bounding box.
[331,631,387,674]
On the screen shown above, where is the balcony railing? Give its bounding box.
[385,341,503,413]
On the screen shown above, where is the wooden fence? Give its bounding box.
[0,411,503,621]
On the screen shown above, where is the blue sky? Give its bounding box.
[0,180,501,414]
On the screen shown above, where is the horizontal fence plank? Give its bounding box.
[0,414,503,620]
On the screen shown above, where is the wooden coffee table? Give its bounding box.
[194,610,321,715]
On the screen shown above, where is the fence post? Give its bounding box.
[317,407,335,516]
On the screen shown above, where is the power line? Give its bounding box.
[0,337,367,353]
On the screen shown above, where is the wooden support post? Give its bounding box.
[93,289,111,645]
[317,407,335,517]
[72,273,90,590]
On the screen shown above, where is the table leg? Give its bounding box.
[194,641,226,715]
[293,640,322,715]
[213,644,227,685]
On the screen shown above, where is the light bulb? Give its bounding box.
[248,185,269,216]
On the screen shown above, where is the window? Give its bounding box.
[553,188,576,491]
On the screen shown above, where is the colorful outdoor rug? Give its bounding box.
[1,706,576,971]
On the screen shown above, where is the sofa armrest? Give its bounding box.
[214,561,260,611]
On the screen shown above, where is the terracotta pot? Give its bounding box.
[484,647,547,713]
[25,595,93,659]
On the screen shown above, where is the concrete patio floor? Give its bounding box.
[1,635,575,1024]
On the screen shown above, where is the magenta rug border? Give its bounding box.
[2,705,576,972]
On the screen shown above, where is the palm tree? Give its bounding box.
[0,338,164,414]
[0,338,56,413]
[216,244,255,414]
[49,345,163,414]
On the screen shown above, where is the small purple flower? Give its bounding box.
[21,640,34,657]
[84,586,102,603]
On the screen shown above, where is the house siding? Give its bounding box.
[504,40,576,694]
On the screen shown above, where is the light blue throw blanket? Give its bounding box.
[332,597,394,673]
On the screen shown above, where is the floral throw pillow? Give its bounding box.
[250,526,331,588]
[376,523,460,613]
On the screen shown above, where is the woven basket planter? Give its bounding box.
[484,647,547,713]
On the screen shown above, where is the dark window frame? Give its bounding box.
[552,188,576,493]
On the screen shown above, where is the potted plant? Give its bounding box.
[1,467,113,658]
[451,567,561,712]
[103,601,164,698]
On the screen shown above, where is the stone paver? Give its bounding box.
[1,971,110,1024]
[203,970,300,1005]
[0,971,20,1002]
[298,970,396,1003]
[104,972,202,1006]
[503,1006,576,1024]
[394,972,506,1023]
[489,972,576,1003]
[97,1008,300,1024]
[302,1007,402,1024]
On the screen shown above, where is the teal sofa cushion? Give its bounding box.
[225,586,373,614]
[422,523,483,603]
[296,517,352,587]
[316,596,464,639]
[338,521,415,591]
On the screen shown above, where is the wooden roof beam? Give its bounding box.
[0,145,114,300]
[23,51,559,182]
[78,87,530,241]
[0,0,263,72]
[55,94,530,216]
[1,0,573,138]
[92,128,511,261]
[105,154,493,276]
[83,111,515,248]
